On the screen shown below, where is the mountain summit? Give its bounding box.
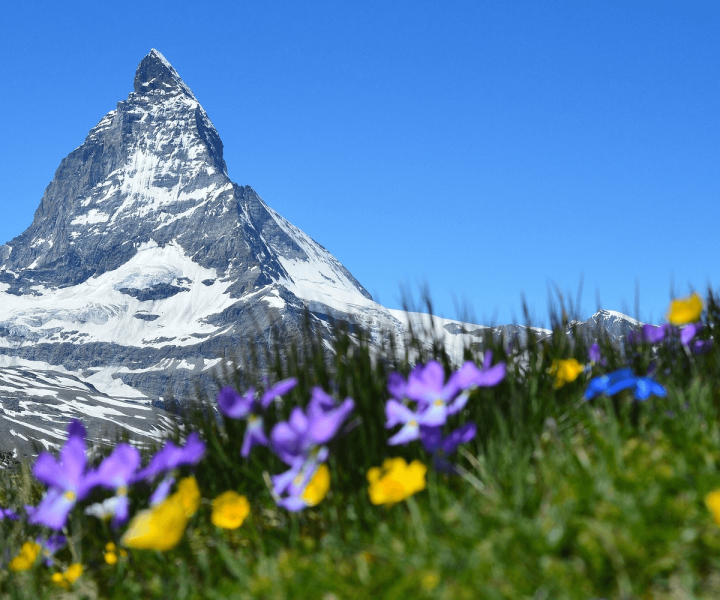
[0,49,371,298]
[0,49,392,415]
[134,49,196,97]
[0,49,396,454]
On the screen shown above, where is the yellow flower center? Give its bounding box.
[409,419,417,427]
[434,399,443,407]
[64,490,77,502]
[117,486,128,496]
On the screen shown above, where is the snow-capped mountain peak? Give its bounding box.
[134,48,196,98]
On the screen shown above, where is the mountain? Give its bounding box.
[0,355,172,460]
[0,50,642,457]
[571,309,641,346]
[0,50,468,454]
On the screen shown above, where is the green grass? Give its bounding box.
[2,291,720,599]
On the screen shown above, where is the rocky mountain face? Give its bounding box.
[0,50,642,456]
[571,309,641,347]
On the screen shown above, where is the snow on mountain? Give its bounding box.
[0,355,171,461]
[0,49,641,456]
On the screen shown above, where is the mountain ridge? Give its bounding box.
[0,50,643,457]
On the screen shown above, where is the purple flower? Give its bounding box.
[585,368,666,401]
[403,355,505,427]
[147,475,175,506]
[588,343,606,365]
[629,324,672,344]
[384,400,422,445]
[420,423,477,473]
[455,352,507,389]
[270,387,354,466]
[271,458,322,512]
[30,420,95,530]
[679,322,713,354]
[0,507,19,521]
[387,372,409,401]
[680,323,701,346]
[135,432,205,482]
[35,535,66,566]
[692,339,713,354]
[217,386,255,419]
[83,444,140,525]
[217,378,297,457]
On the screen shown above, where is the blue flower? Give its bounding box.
[585,368,666,401]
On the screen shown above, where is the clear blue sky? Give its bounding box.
[1,1,718,326]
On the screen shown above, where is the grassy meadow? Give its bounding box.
[1,289,720,599]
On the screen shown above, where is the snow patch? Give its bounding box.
[71,209,110,226]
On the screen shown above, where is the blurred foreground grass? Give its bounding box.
[2,290,720,599]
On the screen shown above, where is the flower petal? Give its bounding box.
[85,444,140,491]
[388,421,421,445]
[270,422,303,465]
[29,488,75,530]
[406,361,445,403]
[309,399,355,445]
[416,399,447,427]
[150,476,176,506]
[419,426,442,452]
[217,386,254,419]
[680,322,702,346]
[385,400,417,428]
[260,378,297,409]
[441,422,477,455]
[387,372,408,401]
[633,378,667,401]
[446,391,470,416]
[241,418,269,458]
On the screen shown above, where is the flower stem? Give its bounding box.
[405,496,427,549]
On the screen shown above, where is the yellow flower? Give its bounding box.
[549,358,584,389]
[421,571,440,591]
[65,564,83,584]
[367,457,426,506]
[121,494,189,551]
[51,563,83,589]
[176,476,201,517]
[301,463,330,507]
[9,541,40,572]
[211,491,250,529]
[705,490,720,526]
[104,542,127,564]
[667,292,703,325]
